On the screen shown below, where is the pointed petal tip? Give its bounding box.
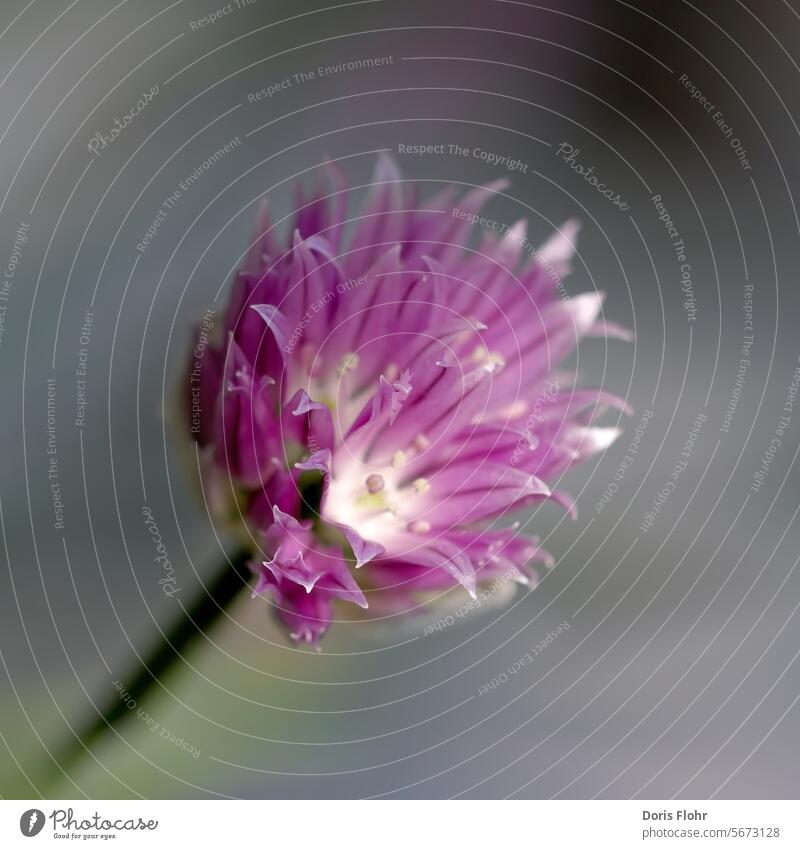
[342,526,385,568]
[373,150,403,182]
[596,320,635,343]
[525,475,551,498]
[294,448,332,473]
[551,490,578,519]
[271,504,303,529]
[560,217,581,237]
[292,390,327,416]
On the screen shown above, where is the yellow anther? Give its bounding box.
[413,433,431,452]
[412,478,431,495]
[471,346,505,367]
[337,352,360,376]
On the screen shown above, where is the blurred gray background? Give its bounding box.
[0,0,798,799]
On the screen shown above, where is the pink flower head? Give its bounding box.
[189,155,629,644]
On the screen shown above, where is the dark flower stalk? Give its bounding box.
[45,547,250,790]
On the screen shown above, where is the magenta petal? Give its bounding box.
[345,153,410,277]
[294,449,332,473]
[250,303,292,363]
[340,525,385,568]
[190,156,630,644]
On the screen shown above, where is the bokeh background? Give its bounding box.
[1,0,799,799]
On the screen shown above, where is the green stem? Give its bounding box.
[44,546,251,792]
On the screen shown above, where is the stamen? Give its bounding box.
[412,477,430,495]
[366,474,385,493]
[413,433,430,452]
[337,351,360,376]
[471,346,506,367]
